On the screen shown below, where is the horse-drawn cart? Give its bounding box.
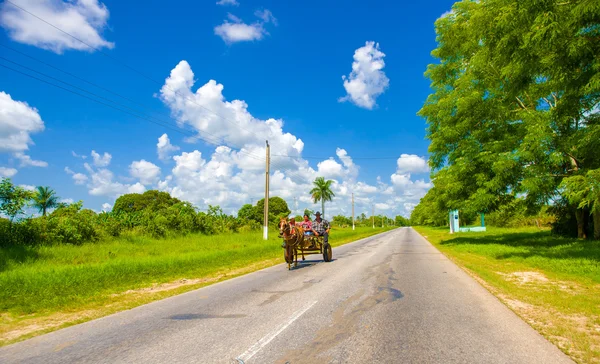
[279,218,332,270]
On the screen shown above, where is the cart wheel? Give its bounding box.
[323,242,332,262]
[284,245,293,264]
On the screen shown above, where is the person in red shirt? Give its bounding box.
[300,214,313,236]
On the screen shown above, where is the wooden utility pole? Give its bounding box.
[372,205,375,229]
[352,193,355,230]
[263,140,270,240]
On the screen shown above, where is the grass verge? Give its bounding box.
[414,226,600,363]
[0,226,394,345]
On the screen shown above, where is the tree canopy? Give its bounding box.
[417,0,600,238]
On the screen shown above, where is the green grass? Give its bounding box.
[414,226,600,363]
[0,226,394,343]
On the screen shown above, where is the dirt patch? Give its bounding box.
[497,271,582,295]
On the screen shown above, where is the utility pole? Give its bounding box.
[352,193,355,230]
[372,205,375,229]
[263,140,270,240]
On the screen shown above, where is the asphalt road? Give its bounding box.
[0,228,573,364]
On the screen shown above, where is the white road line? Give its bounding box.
[235,300,318,363]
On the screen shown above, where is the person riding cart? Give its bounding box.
[310,212,330,244]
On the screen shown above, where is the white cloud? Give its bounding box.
[14,152,47,167]
[129,160,161,185]
[101,202,111,212]
[61,60,432,218]
[339,41,389,110]
[0,0,114,54]
[214,19,265,43]
[91,150,111,167]
[19,184,35,191]
[157,133,180,161]
[0,91,47,171]
[396,154,429,174]
[0,91,45,153]
[254,9,277,25]
[214,9,276,44]
[317,159,344,179]
[65,165,89,184]
[0,167,18,177]
[60,198,74,204]
[375,203,391,210]
[72,151,87,159]
[216,0,239,6]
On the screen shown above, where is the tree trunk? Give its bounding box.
[322,201,325,219]
[594,209,600,240]
[576,208,587,239]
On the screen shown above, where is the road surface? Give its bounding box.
[0,228,572,363]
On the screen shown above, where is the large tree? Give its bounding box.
[310,177,335,219]
[419,0,600,238]
[0,178,33,223]
[32,186,59,216]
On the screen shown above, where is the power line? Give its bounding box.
[4,0,267,143]
[0,62,270,163]
[2,2,379,183]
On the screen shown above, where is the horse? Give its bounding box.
[279,217,308,269]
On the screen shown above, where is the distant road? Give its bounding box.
[0,228,572,363]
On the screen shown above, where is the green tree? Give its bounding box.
[310,177,335,219]
[419,0,600,237]
[0,178,33,223]
[395,215,410,227]
[253,197,291,225]
[31,186,59,216]
[113,190,180,213]
[237,204,255,221]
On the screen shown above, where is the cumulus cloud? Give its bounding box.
[60,198,74,204]
[0,0,114,54]
[339,41,389,110]
[216,0,239,6]
[91,150,111,167]
[62,61,432,218]
[0,167,18,177]
[157,133,180,161]
[396,154,429,174]
[65,166,89,185]
[129,160,161,185]
[0,91,47,171]
[15,152,48,167]
[84,162,145,197]
[214,9,276,43]
[101,202,111,212]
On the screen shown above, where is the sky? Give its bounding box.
[0,0,455,218]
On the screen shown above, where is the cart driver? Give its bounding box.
[311,212,330,245]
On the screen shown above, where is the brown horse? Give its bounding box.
[279,217,307,269]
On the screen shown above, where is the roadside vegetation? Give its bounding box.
[414,226,600,363]
[0,176,401,345]
[411,1,600,362]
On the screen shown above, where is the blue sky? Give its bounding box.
[0,0,454,218]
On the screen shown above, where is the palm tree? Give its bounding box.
[310,177,335,219]
[32,186,59,216]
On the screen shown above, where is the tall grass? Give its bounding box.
[0,227,393,316]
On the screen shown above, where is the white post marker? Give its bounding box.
[235,300,317,363]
